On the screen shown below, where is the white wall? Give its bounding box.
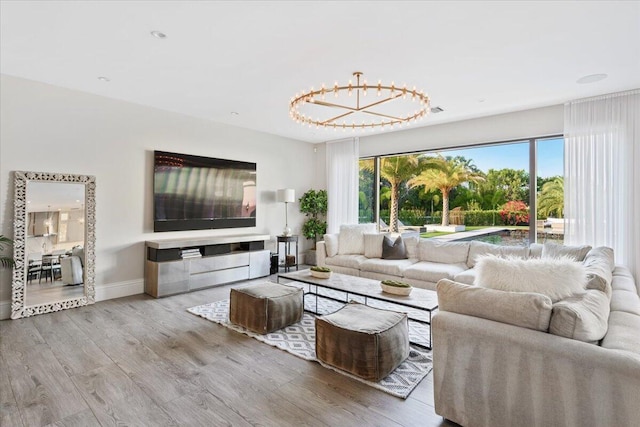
[0,75,317,319]
[358,105,564,157]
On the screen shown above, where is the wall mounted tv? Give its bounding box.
[153,150,256,232]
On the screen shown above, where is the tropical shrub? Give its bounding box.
[462,210,500,226]
[499,201,530,225]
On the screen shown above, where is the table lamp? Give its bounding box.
[276,189,295,236]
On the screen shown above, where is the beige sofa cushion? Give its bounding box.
[453,268,477,285]
[325,254,368,270]
[475,255,588,302]
[436,279,553,331]
[542,242,592,261]
[360,258,416,277]
[323,233,339,257]
[583,246,614,295]
[419,240,470,264]
[528,243,543,258]
[610,290,640,316]
[338,223,377,255]
[548,289,610,343]
[601,311,640,355]
[363,233,386,258]
[403,235,419,259]
[466,241,529,268]
[403,261,468,283]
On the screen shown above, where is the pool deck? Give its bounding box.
[431,226,510,242]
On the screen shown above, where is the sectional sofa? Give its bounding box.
[316,224,640,427]
[316,224,540,291]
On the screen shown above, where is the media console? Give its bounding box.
[144,233,271,297]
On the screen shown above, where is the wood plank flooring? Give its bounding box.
[0,275,459,427]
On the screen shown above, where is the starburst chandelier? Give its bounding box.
[289,71,430,131]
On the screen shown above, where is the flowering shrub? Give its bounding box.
[500,201,529,225]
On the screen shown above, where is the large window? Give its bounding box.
[358,136,564,246]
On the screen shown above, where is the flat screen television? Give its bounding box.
[153,150,256,232]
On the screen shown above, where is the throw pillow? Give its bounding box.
[437,279,553,332]
[583,247,614,296]
[549,289,610,343]
[528,243,543,259]
[381,235,407,260]
[474,255,588,302]
[542,243,592,262]
[466,240,529,268]
[323,234,339,257]
[418,239,470,264]
[337,224,376,255]
[363,233,386,258]
[403,235,419,259]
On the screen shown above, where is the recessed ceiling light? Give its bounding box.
[97,76,110,82]
[478,98,486,103]
[231,111,240,116]
[150,31,167,39]
[430,106,444,113]
[577,74,608,84]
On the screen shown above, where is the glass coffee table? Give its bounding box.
[278,269,438,349]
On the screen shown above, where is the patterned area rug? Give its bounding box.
[188,297,432,399]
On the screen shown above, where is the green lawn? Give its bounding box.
[419,224,530,238]
[420,231,454,238]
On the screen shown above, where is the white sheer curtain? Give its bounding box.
[326,137,359,234]
[564,89,640,281]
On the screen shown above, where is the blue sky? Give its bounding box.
[432,137,564,178]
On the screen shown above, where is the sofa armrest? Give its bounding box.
[316,241,327,267]
[433,311,640,427]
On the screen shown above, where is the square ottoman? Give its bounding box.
[229,282,303,334]
[315,302,410,381]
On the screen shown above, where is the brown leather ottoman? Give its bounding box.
[315,302,410,381]
[229,282,303,334]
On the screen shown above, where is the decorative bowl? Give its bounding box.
[380,281,413,296]
[310,270,331,279]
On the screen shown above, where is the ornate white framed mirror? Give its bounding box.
[11,171,96,319]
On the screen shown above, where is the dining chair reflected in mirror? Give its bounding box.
[27,252,43,283]
[40,255,61,283]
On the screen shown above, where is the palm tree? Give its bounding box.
[362,155,424,232]
[538,177,564,218]
[408,155,485,226]
[0,235,15,268]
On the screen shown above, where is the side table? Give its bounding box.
[277,235,299,272]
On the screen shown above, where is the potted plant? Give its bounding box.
[299,189,328,265]
[0,235,15,269]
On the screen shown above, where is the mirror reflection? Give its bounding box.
[24,182,86,306]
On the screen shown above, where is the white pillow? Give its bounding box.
[466,241,529,268]
[338,224,376,255]
[363,233,386,258]
[542,243,592,262]
[419,239,470,264]
[474,255,588,302]
[323,234,339,257]
[403,235,419,259]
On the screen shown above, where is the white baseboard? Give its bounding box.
[0,280,145,320]
[95,279,144,302]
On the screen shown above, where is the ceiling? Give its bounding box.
[1,1,639,144]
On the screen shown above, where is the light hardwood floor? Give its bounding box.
[1,275,458,427]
